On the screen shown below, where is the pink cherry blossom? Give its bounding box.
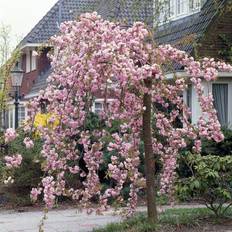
[5,154,22,168]
[4,128,17,143]
[30,187,42,202]
[23,137,34,149]
[19,12,232,215]
[42,176,56,208]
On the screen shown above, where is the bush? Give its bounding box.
[0,114,134,207]
[176,153,232,217]
[0,129,43,207]
[177,128,232,180]
[201,128,232,156]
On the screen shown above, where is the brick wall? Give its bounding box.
[20,48,51,96]
[196,7,232,62]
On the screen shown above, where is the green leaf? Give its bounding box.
[193,180,200,189]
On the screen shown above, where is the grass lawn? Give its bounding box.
[94,207,232,232]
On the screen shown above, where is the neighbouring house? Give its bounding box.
[3,0,232,129]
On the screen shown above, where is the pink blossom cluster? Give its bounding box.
[23,12,232,213]
[42,176,56,208]
[5,154,22,168]
[23,137,34,149]
[30,187,42,202]
[4,128,17,143]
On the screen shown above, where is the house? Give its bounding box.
[4,0,232,128]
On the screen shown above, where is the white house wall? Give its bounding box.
[189,77,232,128]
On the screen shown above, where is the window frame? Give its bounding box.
[18,105,26,127]
[156,0,202,25]
[212,83,229,127]
[92,99,115,115]
[94,102,103,115]
[4,103,28,129]
[26,50,37,73]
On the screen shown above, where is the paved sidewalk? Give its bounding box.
[0,204,206,232]
[0,208,122,232]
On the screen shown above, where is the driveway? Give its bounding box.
[0,204,207,232]
[0,208,122,232]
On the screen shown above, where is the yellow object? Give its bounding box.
[34,113,59,129]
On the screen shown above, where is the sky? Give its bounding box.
[0,0,58,47]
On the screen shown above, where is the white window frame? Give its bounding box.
[5,102,28,129]
[92,99,114,115]
[210,81,231,128]
[26,51,31,73]
[189,0,201,13]
[31,51,37,71]
[156,0,202,25]
[176,0,188,16]
[18,105,26,127]
[95,102,103,115]
[9,106,14,129]
[26,50,37,73]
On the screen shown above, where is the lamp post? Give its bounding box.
[10,65,24,129]
[0,81,4,130]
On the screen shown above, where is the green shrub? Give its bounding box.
[0,130,43,207]
[201,128,232,156]
[177,128,232,180]
[176,153,232,217]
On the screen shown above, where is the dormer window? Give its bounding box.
[156,0,202,24]
[189,0,201,12]
[26,50,37,73]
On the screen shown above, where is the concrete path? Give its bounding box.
[0,204,206,232]
[0,208,122,232]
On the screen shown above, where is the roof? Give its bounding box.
[155,0,227,53]
[20,0,154,46]
[20,0,80,45]
[24,0,227,98]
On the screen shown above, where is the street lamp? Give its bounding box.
[0,81,4,130]
[10,65,24,129]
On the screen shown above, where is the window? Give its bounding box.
[4,105,26,129]
[186,85,192,110]
[40,100,48,114]
[19,105,26,126]
[157,0,202,24]
[176,0,187,15]
[212,84,228,126]
[94,102,103,115]
[31,51,37,71]
[26,50,37,73]
[9,108,14,129]
[169,0,175,17]
[2,110,9,129]
[189,0,201,12]
[157,0,171,22]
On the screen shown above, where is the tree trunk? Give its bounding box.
[142,79,158,223]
